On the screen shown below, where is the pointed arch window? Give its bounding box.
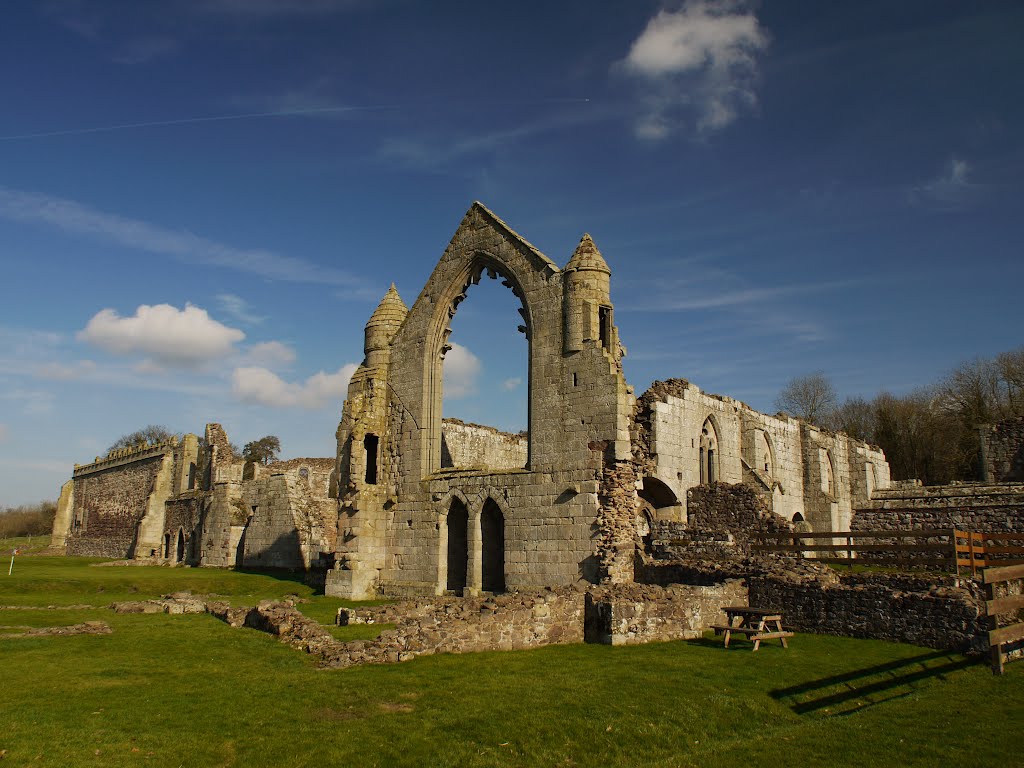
[699,418,719,484]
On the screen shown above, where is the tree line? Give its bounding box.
[775,347,1024,485]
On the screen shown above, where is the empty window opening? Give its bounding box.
[441,265,528,471]
[163,533,171,559]
[187,462,197,490]
[446,500,469,595]
[572,372,578,387]
[481,500,505,594]
[175,530,185,563]
[364,434,379,484]
[598,306,612,350]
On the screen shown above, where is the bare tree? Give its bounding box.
[107,425,178,452]
[774,372,837,426]
[829,395,875,442]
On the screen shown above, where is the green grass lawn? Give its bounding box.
[1,556,1022,767]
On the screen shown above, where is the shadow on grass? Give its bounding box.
[770,649,981,715]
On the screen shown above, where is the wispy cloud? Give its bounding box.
[217,293,266,325]
[0,186,367,289]
[379,104,601,170]
[110,36,180,65]
[617,0,769,139]
[908,156,980,211]
[1,389,56,416]
[232,363,358,409]
[620,278,854,312]
[243,341,297,369]
[78,303,245,368]
[501,377,522,392]
[34,360,97,380]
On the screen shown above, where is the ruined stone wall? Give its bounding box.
[330,204,636,599]
[748,570,985,653]
[636,379,889,531]
[853,482,1024,533]
[981,417,1024,482]
[65,451,169,558]
[684,483,791,548]
[584,581,746,645]
[241,465,336,570]
[160,496,202,560]
[440,419,527,470]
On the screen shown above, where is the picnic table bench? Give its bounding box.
[710,606,794,651]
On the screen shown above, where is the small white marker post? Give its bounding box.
[8,549,16,576]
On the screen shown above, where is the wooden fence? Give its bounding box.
[983,563,1024,675]
[751,529,1024,578]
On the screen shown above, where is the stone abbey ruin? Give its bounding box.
[51,203,1024,660]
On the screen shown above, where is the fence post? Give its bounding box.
[952,528,960,578]
[847,535,853,569]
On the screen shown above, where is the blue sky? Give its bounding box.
[1,1,1022,506]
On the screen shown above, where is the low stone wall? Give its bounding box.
[636,554,987,653]
[853,483,1024,533]
[336,588,585,666]
[584,581,746,645]
[748,569,986,653]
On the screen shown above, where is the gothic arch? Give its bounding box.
[699,415,721,484]
[425,252,536,474]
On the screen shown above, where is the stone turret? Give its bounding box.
[364,284,408,366]
[563,233,614,353]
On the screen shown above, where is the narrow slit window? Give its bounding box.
[364,434,379,485]
[598,306,612,350]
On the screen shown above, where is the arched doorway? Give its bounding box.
[481,499,505,594]
[446,499,469,594]
[175,529,185,563]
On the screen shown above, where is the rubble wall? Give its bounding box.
[748,570,986,653]
[65,451,168,557]
[853,483,1024,533]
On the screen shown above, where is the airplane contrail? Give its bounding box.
[0,104,398,141]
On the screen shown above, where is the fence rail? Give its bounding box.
[751,529,1024,577]
[983,563,1024,675]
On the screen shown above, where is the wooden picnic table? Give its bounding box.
[711,606,793,651]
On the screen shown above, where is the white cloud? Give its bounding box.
[232,363,358,409]
[909,156,979,210]
[216,293,266,325]
[78,303,245,368]
[0,187,365,289]
[501,377,522,392]
[443,342,481,399]
[244,341,297,368]
[619,0,769,138]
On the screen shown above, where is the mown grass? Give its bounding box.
[1,556,1022,766]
